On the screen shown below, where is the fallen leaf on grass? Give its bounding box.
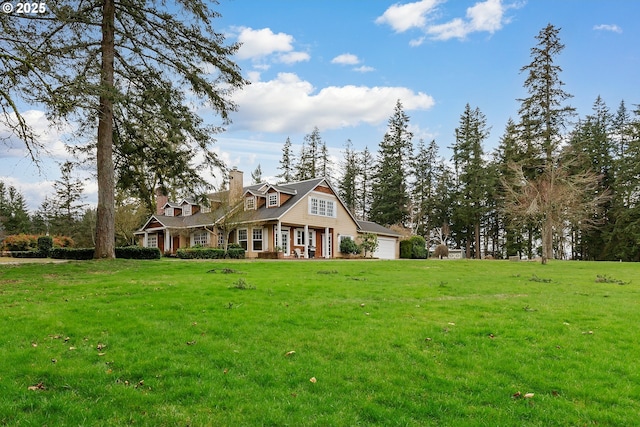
[524,393,535,399]
[488,334,495,339]
[186,341,196,346]
[68,346,76,351]
[309,377,317,383]
[96,343,106,351]
[31,342,38,348]
[28,382,46,391]
[284,350,296,357]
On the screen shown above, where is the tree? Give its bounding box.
[51,161,86,238]
[370,100,413,227]
[3,0,247,258]
[277,137,295,184]
[357,146,375,220]
[411,139,439,238]
[0,184,30,235]
[295,126,323,180]
[251,164,263,184]
[451,104,489,259]
[338,139,359,215]
[510,24,575,260]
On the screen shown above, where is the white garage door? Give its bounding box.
[374,237,396,259]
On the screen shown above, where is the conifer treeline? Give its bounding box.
[275,24,640,261]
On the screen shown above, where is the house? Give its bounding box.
[135,168,401,259]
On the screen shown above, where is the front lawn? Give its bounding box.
[0,259,638,426]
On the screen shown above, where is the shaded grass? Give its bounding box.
[0,259,638,426]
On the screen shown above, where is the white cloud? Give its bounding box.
[0,109,69,160]
[229,72,435,134]
[377,0,516,42]
[234,27,309,65]
[593,24,622,34]
[353,65,375,73]
[278,51,310,64]
[375,0,442,33]
[428,0,509,40]
[331,53,361,65]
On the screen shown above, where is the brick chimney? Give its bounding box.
[229,167,244,203]
[155,187,168,215]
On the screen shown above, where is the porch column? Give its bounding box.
[324,227,330,258]
[304,224,309,258]
[276,220,282,249]
[143,232,149,248]
[165,230,171,253]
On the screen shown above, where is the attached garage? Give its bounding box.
[357,220,401,259]
[374,237,397,260]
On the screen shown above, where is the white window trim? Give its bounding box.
[238,228,248,250]
[268,192,279,208]
[192,230,209,246]
[245,196,256,211]
[164,207,174,217]
[252,228,264,252]
[309,196,337,218]
[183,204,192,216]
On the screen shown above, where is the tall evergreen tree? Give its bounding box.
[277,137,295,183]
[411,139,439,238]
[451,104,489,259]
[357,146,375,221]
[251,164,263,184]
[295,126,323,180]
[508,24,576,260]
[52,161,86,231]
[338,140,359,215]
[370,100,413,227]
[3,0,247,258]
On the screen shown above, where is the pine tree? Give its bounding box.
[3,0,247,258]
[295,126,324,180]
[358,146,375,220]
[411,139,439,238]
[277,137,295,184]
[370,100,413,227]
[338,140,359,215]
[451,104,489,259]
[508,24,576,260]
[251,164,263,184]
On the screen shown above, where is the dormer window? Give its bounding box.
[245,196,256,210]
[268,192,279,208]
[183,204,192,216]
[165,207,174,216]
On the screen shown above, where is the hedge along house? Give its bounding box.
[135,168,401,259]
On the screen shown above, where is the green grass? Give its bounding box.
[0,259,639,426]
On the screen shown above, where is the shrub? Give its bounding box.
[115,246,161,260]
[434,244,449,259]
[226,246,246,259]
[9,251,47,258]
[2,234,38,251]
[339,237,360,255]
[176,247,226,259]
[53,236,74,248]
[399,240,412,259]
[400,236,427,259]
[50,248,95,260]
[37,236,53,256]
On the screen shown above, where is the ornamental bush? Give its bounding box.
[339,237,360,255]
[115,246,161,259]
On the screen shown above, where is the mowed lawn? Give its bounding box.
[0,258,638,426]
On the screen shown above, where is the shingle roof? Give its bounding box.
[357,220,402,237]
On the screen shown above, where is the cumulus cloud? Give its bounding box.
[331,53,361,65]
[375,0,442,33]
[593,24,622,34]
[229,72,434,134]
[234,27,309,66]
[377,0,516,43]
[353,65,375,73]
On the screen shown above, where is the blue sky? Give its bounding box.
[2,0,639,210]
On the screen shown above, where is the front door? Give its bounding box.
[281,229,290,256]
